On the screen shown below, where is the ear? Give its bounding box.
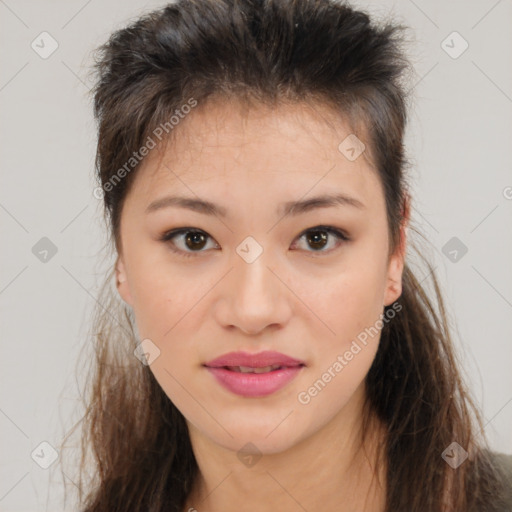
[115,256,133,306]
[383,195,410,306]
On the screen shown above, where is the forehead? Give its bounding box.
[126,99,384,213]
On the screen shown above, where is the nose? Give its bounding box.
[214,250,292,336]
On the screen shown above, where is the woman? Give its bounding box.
[61,0,512,510]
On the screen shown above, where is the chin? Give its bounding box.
[212,415,309,455]
[222,431,301,456]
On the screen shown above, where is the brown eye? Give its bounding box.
[306,230,328,250]
[184,231,208,250]
[292,226,349,253]
[160,228,218,257]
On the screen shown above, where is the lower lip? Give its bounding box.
[205,366,304,397]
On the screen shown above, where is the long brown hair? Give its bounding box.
[58,1,509,510]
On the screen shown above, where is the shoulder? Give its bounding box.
[486,450,512,510]
[489,451,512,480]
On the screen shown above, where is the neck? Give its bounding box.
[183,384,387,512]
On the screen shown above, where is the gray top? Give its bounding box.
[488,451,512,511]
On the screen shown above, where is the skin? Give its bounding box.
[115,98,409,512]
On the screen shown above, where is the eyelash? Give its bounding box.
[158,225,350,259]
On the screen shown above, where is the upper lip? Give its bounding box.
[204,350,305,368]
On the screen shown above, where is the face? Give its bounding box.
[115,99,407,455]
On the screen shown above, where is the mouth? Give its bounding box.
[204,350,306,370]
[219,364,304,373]
[204,359,305,397]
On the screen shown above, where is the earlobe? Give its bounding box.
[384,195,410,306]
[115,257,133,306]
[384,257,404,306]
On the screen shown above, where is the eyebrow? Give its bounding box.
[145,193,365,218]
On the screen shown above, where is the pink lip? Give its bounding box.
[203,350,306,398]
[204,350,305,368]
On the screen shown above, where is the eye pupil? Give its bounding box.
[307,230,328,250]
[186,231,207,250]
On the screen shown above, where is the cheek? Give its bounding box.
[128,255,203,339]
[307,259,387,344]
[296,257,386,396]
[128,265,207,417]
[293,271,385,420]
[295,337,378,440]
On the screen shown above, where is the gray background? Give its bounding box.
[1,0,511,510]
